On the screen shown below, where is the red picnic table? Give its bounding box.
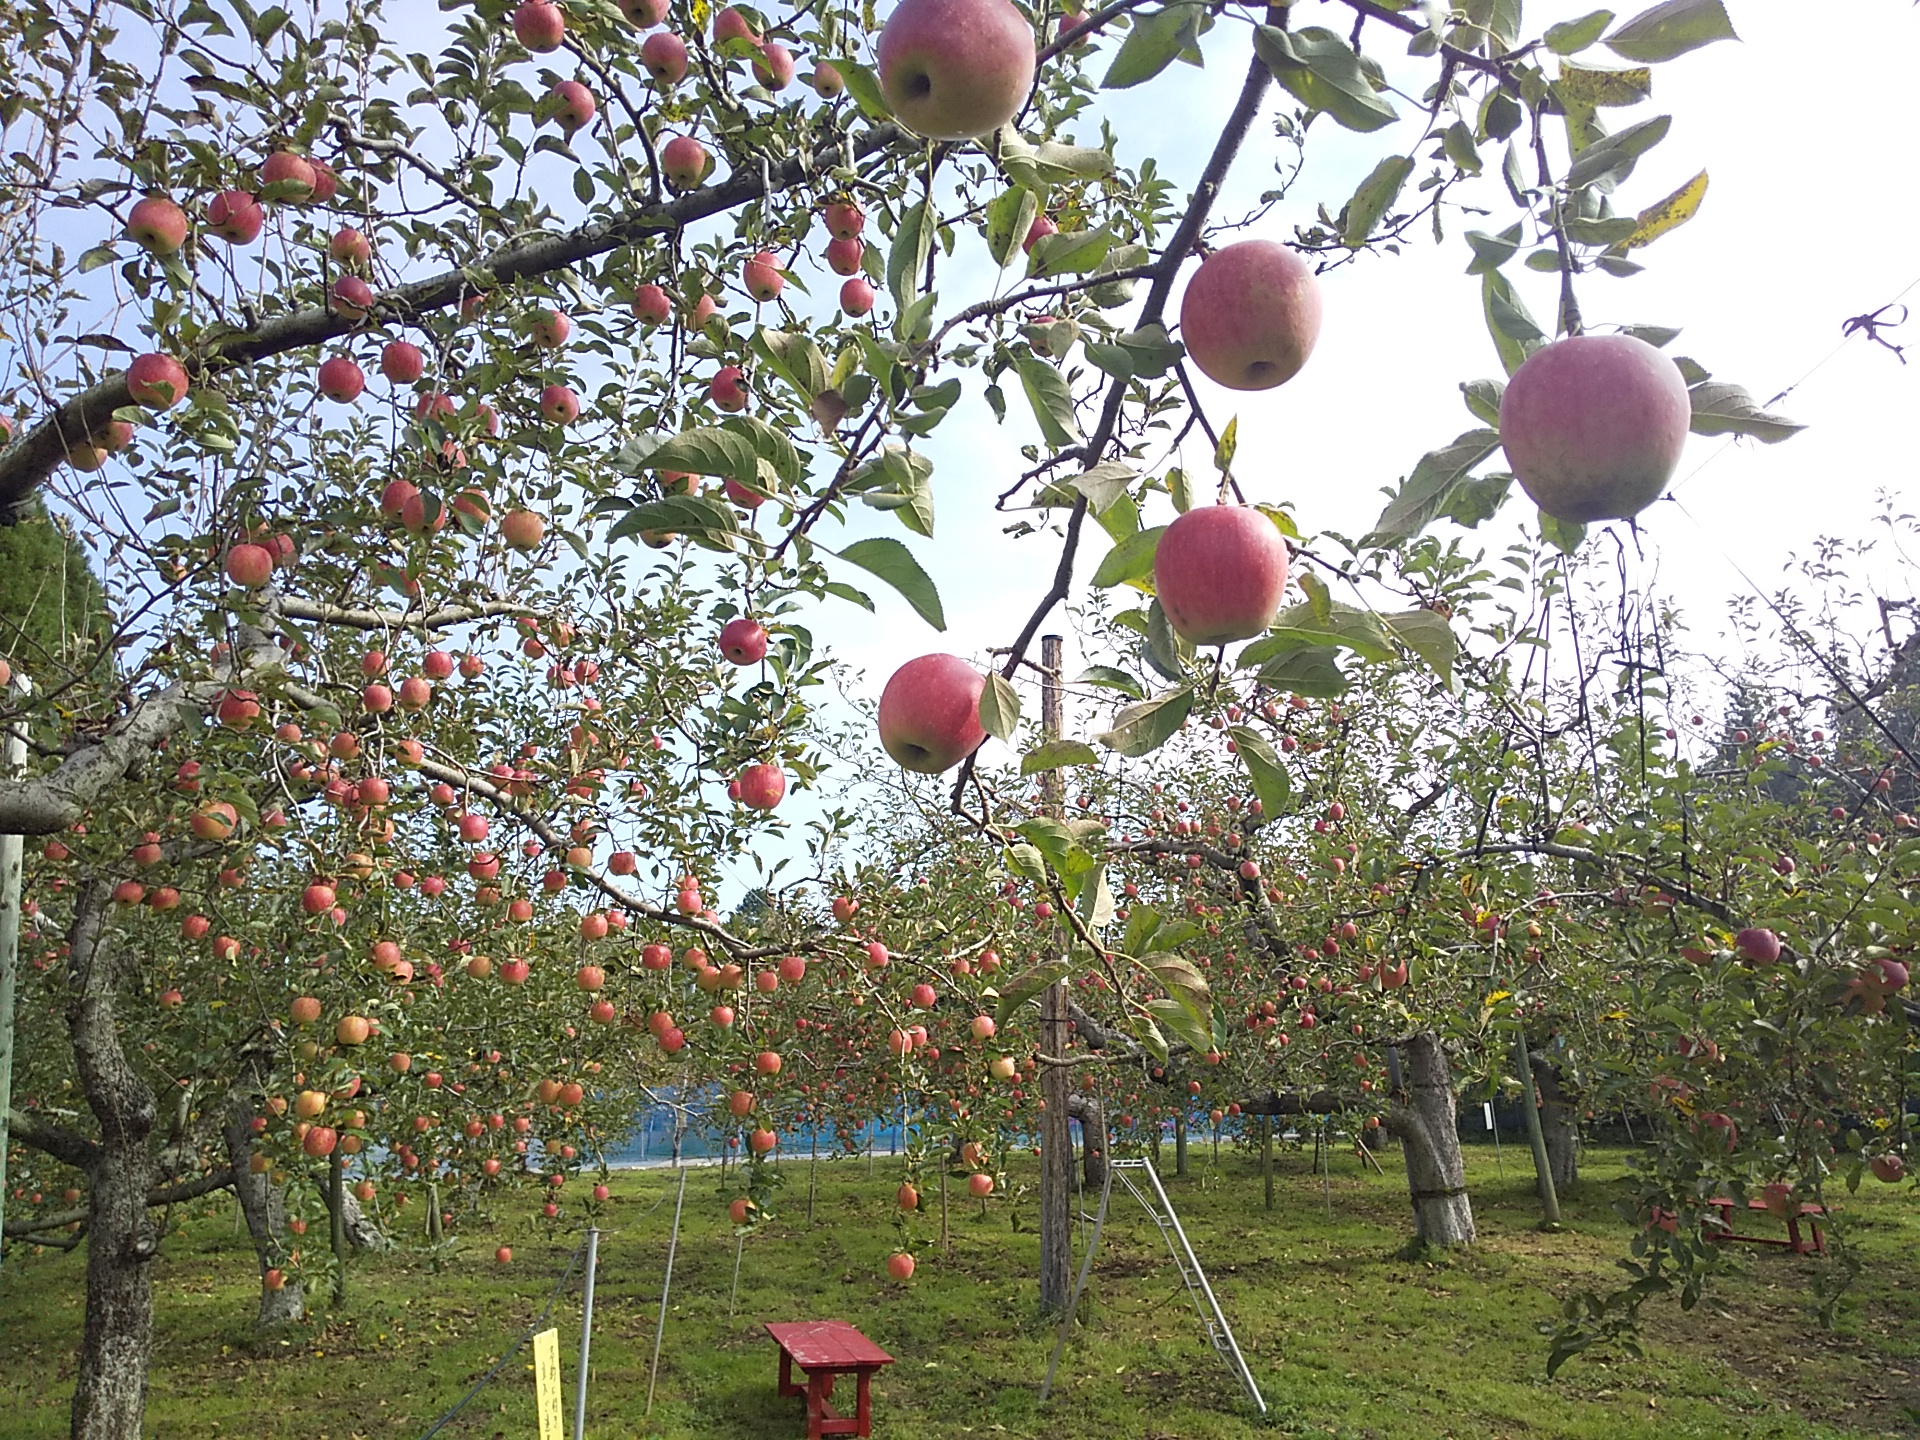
[1704,1195,1828,1255]
[765,1321,895,1439]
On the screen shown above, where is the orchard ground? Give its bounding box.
[3,1145,1916,1439]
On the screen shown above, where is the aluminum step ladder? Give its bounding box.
[1040,1157,1265,1414]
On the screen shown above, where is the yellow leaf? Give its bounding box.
[1623,170,1708,250]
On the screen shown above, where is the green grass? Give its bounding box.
[3,1143,1917,1438]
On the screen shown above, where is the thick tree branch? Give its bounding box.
[3,1165,234,1238]
[0,119,908,522]
[276,597,539,633]
[6,1106,101,1168]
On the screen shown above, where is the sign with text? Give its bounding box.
[533,1327,564,1440]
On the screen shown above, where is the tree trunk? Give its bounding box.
[1174,1111,1188,1178]
[1066,1094,1106,1189]
[222,1091,304,1327]
[67,882,158,1440]
[1529,1049,1579,1192]
[1383,1034,1475,1248]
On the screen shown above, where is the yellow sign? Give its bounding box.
[533,1327,565,1440]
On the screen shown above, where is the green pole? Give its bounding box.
[0,674,30,1279]
[1513,1032,1561,1227]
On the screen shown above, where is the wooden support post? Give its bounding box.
[1038,634,1072,1314]
[1261,1114,1273,1212]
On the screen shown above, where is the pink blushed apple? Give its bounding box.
[737,762,786,810]
[878,0,1035,141]
[126,353,190,409]
[206,190,264,244]
[642,30,688,83]
[1179,239,1321,391]
[840,278,875,316]
[512,0,565,51]
[1498,332,1691,525]
[1152,505,1290,646]
[661,135,709,189]
[878,654,988,773]
[126,195,190,254]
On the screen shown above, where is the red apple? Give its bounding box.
[550,81,595,132]
[968,1172,993,1198]
[633,282,673,324]
[661,135,709,190]
[713,5,758,44]
[840,278,875,316]
[641,30,688,82]
[825,236,864,276]
[330,226,372,265]
[1870,1154,1906,1184]
[539,384,580,424]
[737,762,786,810]
[126,195,189,254]
[825,201,865,240]
[225,543,275,588]
[877,654,987,773]
[885,1251,915,1281]
[1499,333,1691,524]
[1023,215,1057,253]
[318,356,365,403]
[709,365,748,411]
[812,62,844,96]
[380,340,426,384]
[206,189,264,244]
[1734,927,1781,964]
[502,509,546,551]
[752,42,796,90]
[718,616,768,664]
[127,352,190,408]
[1153,505,1290,646]
[743,251,784,302]
[878,0,1035,141]
[512,0,565,50]
[260,151,316,199]
[1179,239,1320,391]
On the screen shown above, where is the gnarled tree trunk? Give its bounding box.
[1383,1034,1475,1247]
[222,1088,304,1327]
[1529,1049,1579,1192]
[1067,1093,1107,1190]
[67,881,157,1440]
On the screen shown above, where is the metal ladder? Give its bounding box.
[1040,1157,1265,1414]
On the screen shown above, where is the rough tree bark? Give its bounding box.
[1382,1034,1476,1248]
[1529,1049,1579,1192]
[66,881,157,1440]
[221,1083,304,1327]
[1067,1094,1107,1190]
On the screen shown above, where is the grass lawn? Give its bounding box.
[2,1141,1916,1438]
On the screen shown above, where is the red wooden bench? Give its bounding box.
[1703,1195,1828,1255]
[765,1321,895,1439]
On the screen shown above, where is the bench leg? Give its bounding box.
[856,1369,873,1437]
[807,1371,831,1440]
[779,1348,798,1398]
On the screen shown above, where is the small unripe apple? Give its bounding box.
[878,653,987,772]
[641,30,688,82]
[126,195,190,254]
[812,61,845,96]
[1179,239,1320,391]
[1153,505,1290,646]
[512,0,565,51]
[878,0,1035,141]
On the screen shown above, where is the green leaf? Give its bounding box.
[1623,169,1707,249]
[1228,726,1292,817]
[834,537,946,630]
[829,57,890,118]
[1253,25,1398,133]
[1117,323,1183,377]
[1121,904,1164,958]
[1546,10,1614,53]
[1539,511,1588,554]
[888,200,933,311]
[1095,687,1193,757]
[1027,226,1116,279]
[995,958,1072,1028]
[1380,608,1458,685]
[1482,271,1542,375]
[1075,665,1146,700]
[1013,351,1081,448]
[1605,0,1737,63]
[1076,862,1116,929]
[1364,429,1503,546]
[1441,121,1483,176]
[752,328,831,400]
[1007,843,1049,883]
[979,671,1021,742]
[985,187,1040,269]
[1033,142,1115,180]
[1146,997,1211,1055]
[1555,58,1652,108]
[1021,739,1099,775]
[1072,461,1137,516]
[1145,599,1192,678]
[78,245,119,273]
[1253,646,1348,697]
[1136,1011,1169,1062]
[1342,154,1414,249]
[1102,2,1201,88]
[852,445,936,538]
[1465,222,1524,276]
[634,426,759,483]
[1213,415,1238,474]
[1687,383,1806,443]
[1461,377,1505,426]
[606,494,741,548]
[1565,113,1671,191]
[1092,524,1164,590]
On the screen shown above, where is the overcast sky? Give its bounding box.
[702,0,1920,901]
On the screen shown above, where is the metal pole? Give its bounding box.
[0,674,29,1279]
[1488,1095,1506,1181]
[573,1226,599,1440]
[727,1230,744,1323]
[808,1126,818,1227]
[1513,1032,1561,1226]
[646,1163,689,1416]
